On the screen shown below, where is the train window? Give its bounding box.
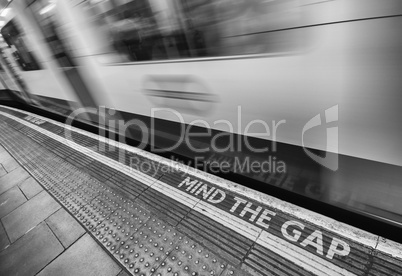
[0,20,42,71]
[88,0,167,61]
[179,0,300,56]
[87,0,300,62]
[29,0,77,68]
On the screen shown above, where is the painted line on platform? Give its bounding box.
[2,106,402,266]
[0,106,380,250]
[0,109,364,275]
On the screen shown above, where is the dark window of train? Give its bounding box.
[28,0,77,68]
[88,0,299,62]
[0,20,42,71]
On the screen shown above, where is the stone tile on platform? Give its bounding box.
[2,191,61,242]
[0,222,9,251]
[0,164,6,178]
[0,148,19,173]
[19,177,43,199]
[0,221,63,276]
[0,166,29,195]
[46,208,85,248]
[37,234,121,276]
[0,186,27,218]
[0,148,11,161]
[1,157,19,173]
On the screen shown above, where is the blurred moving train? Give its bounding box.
[0,0,402,230]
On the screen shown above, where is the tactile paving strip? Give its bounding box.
[115,218,180,275]
[158,238,227,276]
[2,108,391,276]
[105,171,150,201]
[76,193,118,233]
[94,196,151,250]
[0,112,258,275]
[0,111,262,276]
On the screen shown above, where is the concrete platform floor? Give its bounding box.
[0,145,128,276]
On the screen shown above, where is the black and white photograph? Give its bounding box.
[0,0,401,275]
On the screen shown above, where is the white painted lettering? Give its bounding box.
[190,182,203,193]
[240,202,262,222]
[300,230,324,256]
[178,177,198,191]
[230,197,248,213]
[256,209,276,229]
[326,238,351,259]
[194,184,216,200]
[281,221,304,242]
[207,189,226,204]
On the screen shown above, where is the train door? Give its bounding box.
[0,59,14,91]
[0,19,35,103]
[0,2,87,115]
[0,63,7,90]
[0,42,29,96]
[24,0,98,116]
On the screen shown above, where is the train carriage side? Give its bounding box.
[59,0,402,224]
[2,0,402,227]
[57,0,402,165]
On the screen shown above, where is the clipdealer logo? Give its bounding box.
[302,105,339,171]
